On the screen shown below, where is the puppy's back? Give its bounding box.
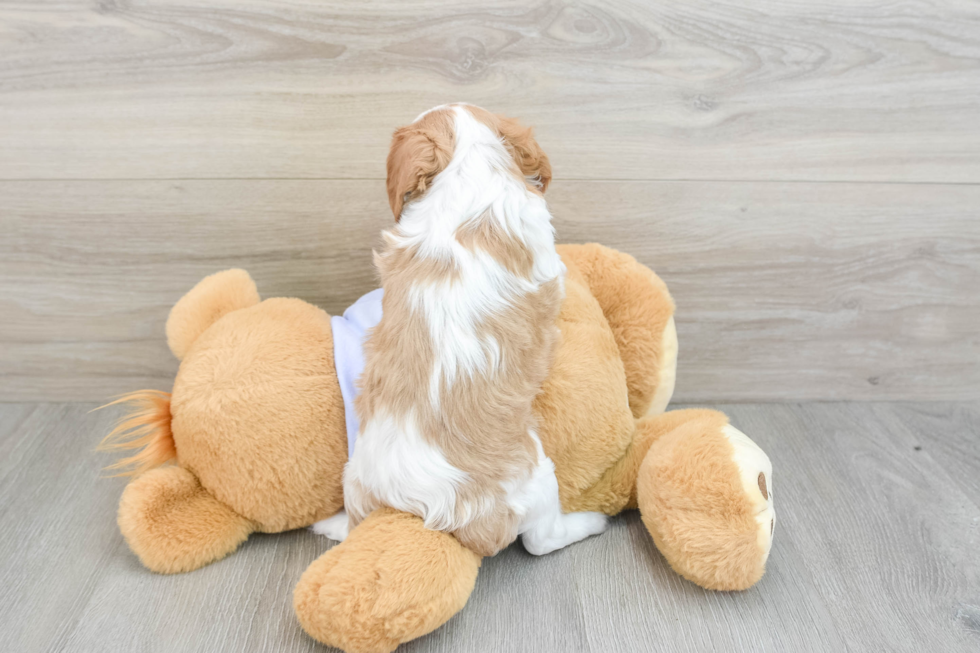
[345,105,564,556]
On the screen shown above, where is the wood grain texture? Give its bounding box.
[1,0,979,181]
[0,402,977,652]
[724,403,980,652]
[2,179,977,402]
[866,402,980,507]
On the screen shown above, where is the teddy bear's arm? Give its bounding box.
[563,409,715,515]
[556,244,677,419]
[295,508,481,653]
[564,407,775,591]
[118,466,255,574]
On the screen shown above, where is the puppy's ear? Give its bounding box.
[496,116,552,193]
[386,113,454,219]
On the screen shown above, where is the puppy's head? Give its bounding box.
[385,104,552,219]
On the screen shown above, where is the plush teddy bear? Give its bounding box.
[104,243,775,653]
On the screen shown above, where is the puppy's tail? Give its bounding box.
[95,390,176,477]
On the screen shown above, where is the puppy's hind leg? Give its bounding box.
[311,510,350,542]
[517,452,608,556]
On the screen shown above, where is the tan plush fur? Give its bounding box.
[166,268,260,360]
[561,410,699,516]
[534,254,636,507]
[637,409,768,591]
[172,296,348,532]
[558,244,676,419]
[294,508,481,653]
[118,466,254,574]
[105,245,773,652]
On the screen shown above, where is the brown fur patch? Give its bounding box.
[375,233,462,285]
[454,212,535,279]
[386,108,455,219]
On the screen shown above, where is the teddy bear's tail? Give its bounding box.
[96,390,176,477]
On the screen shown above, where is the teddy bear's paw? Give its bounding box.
[311,509,350,542]
[118,466,255,574]
[636,409,775,591]
[721,424,775,565]
[295,508,481,653]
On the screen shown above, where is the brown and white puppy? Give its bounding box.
[328,104,607,557]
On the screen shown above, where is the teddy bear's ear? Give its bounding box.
[118,466,255,574]
[166,269,260,360]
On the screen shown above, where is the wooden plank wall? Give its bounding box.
[1,0,978,402]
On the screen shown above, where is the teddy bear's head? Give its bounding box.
[170,293,348,533]
[104,269,349,572]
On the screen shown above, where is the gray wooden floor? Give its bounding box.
[1,402,977,652]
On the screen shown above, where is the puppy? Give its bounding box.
[332,104,607,557]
